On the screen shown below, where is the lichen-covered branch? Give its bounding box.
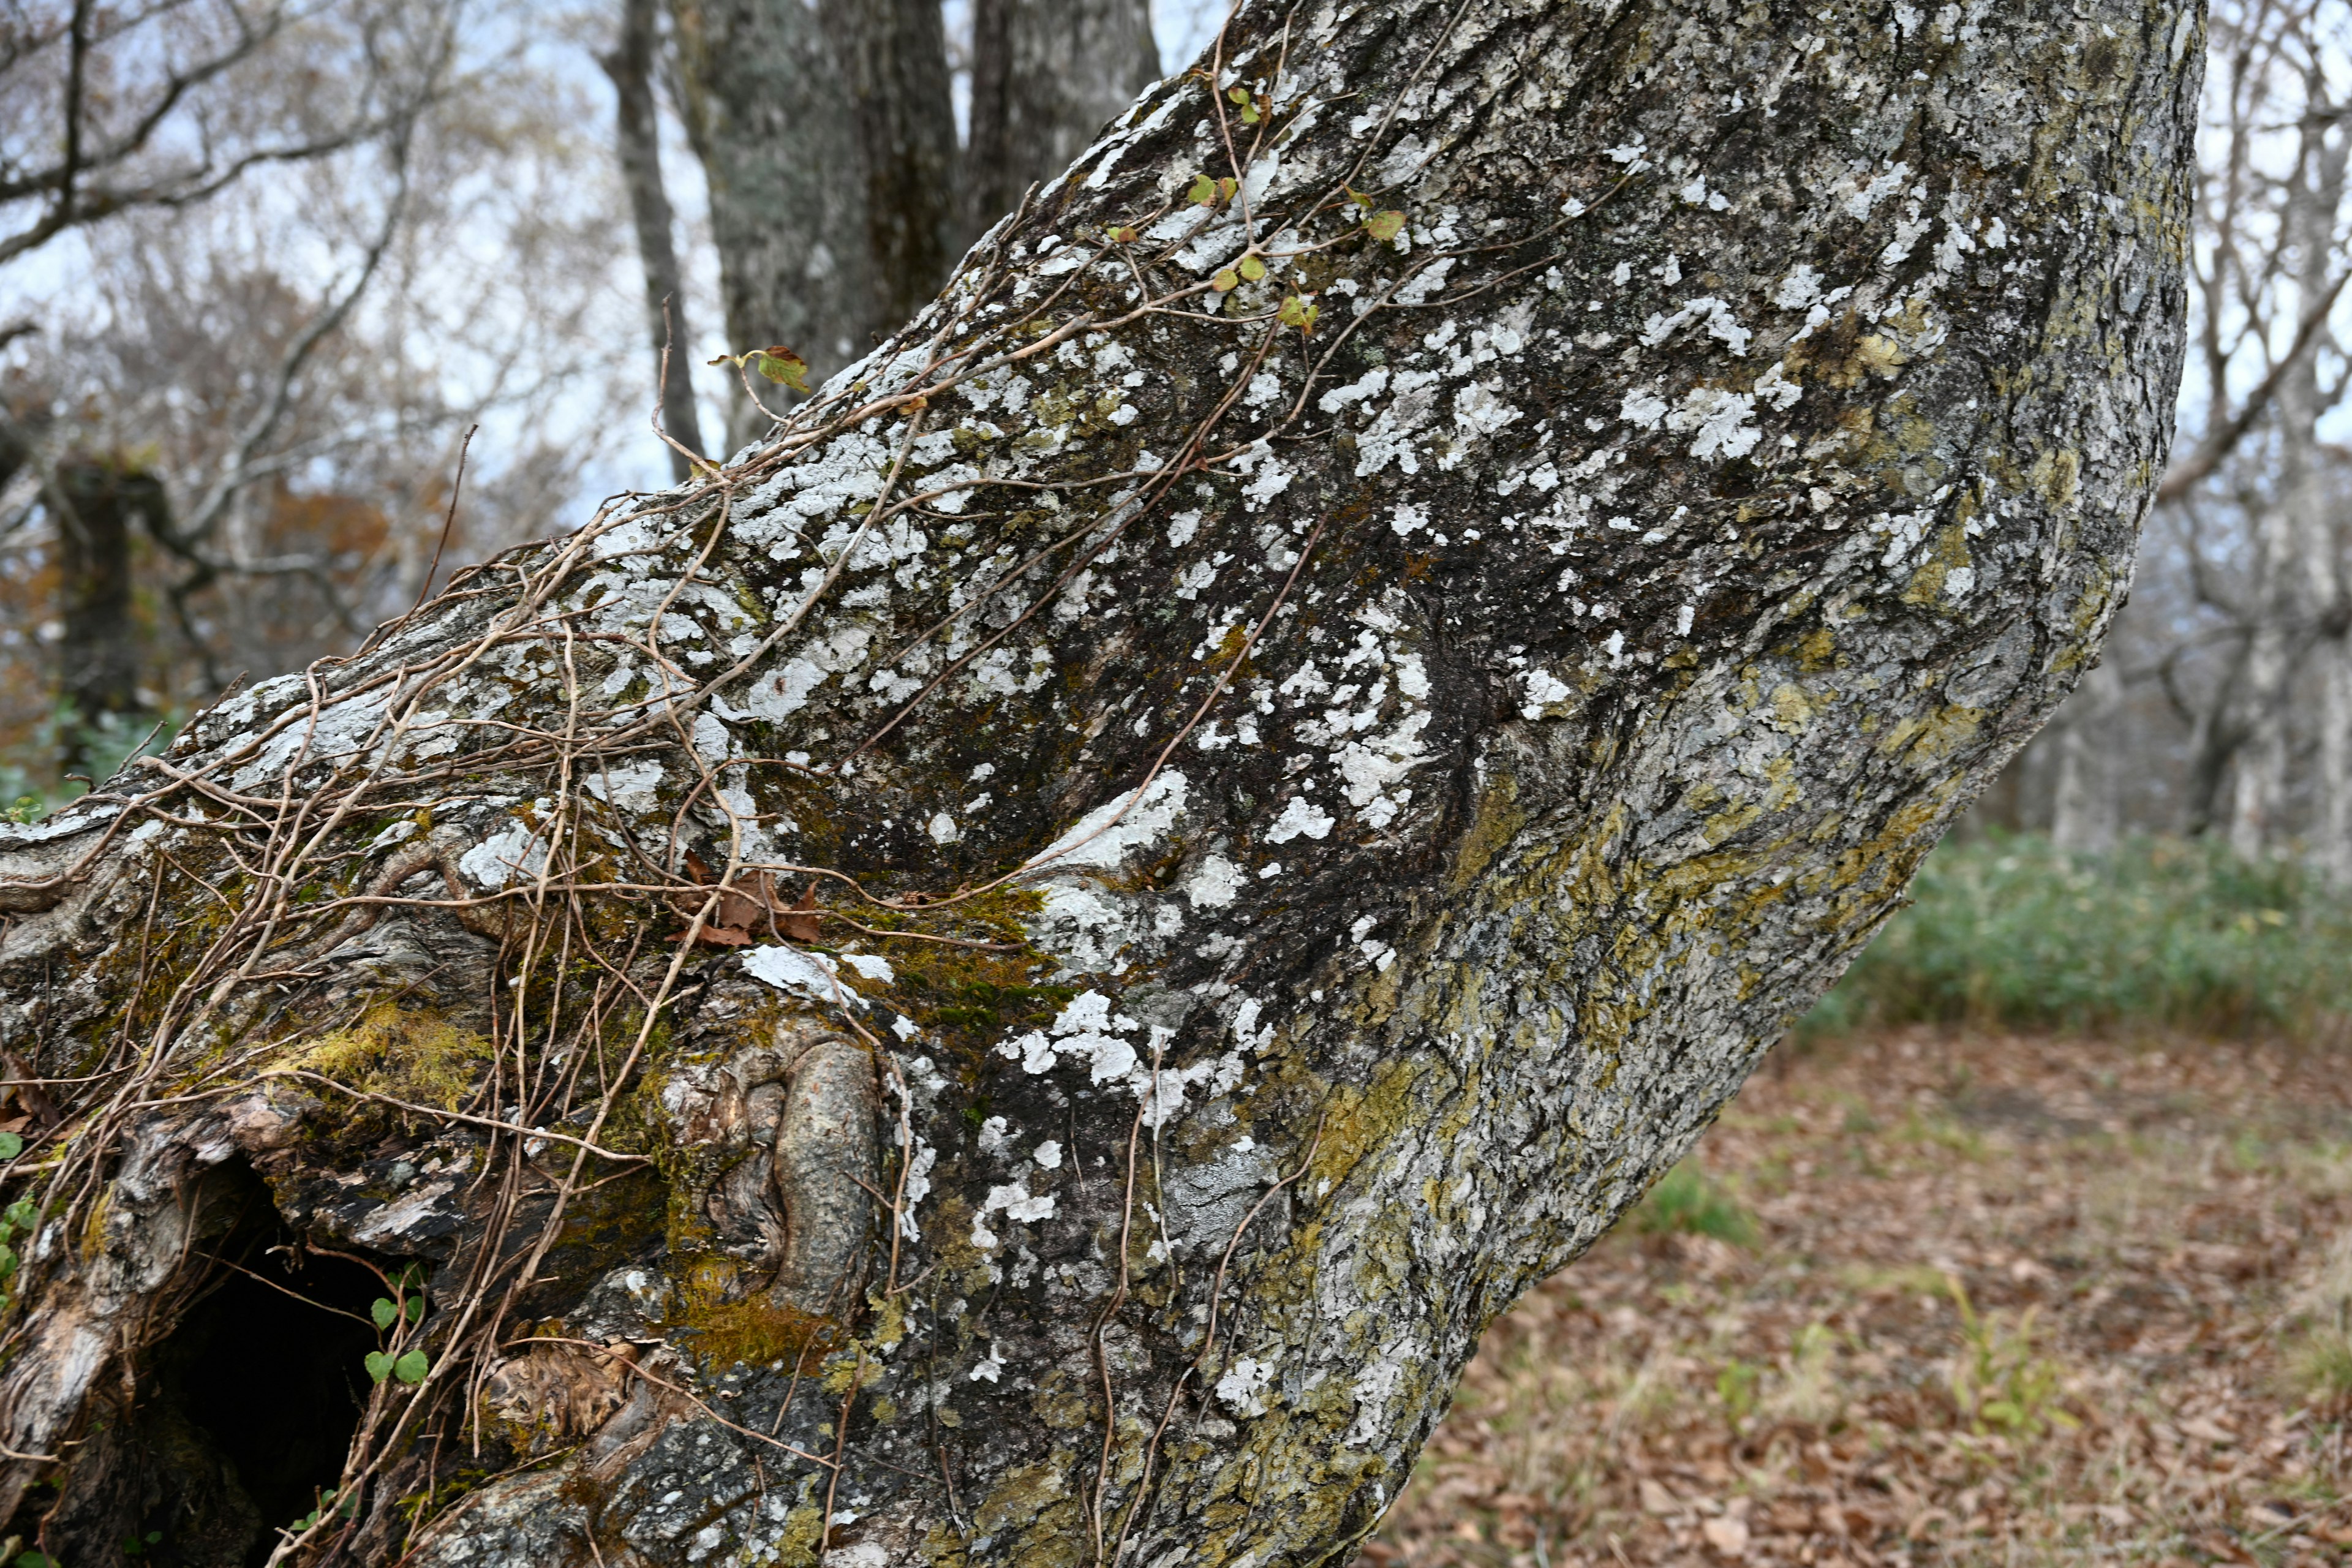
[0,0,2197,1563]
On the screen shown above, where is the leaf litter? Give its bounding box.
[1370,1028,2352,1567]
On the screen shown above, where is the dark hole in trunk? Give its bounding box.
[23,1160,393,1568]
[151,1218,383,1562]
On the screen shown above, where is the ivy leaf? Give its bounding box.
[752,348,812,394]
[5,1200,35,1230]
[0,1246,19,1280]
[371,1297,396,1330]
[1227,85,1250,105]
[1343,186,1374,211]
[393,1349,431,1385]
[1188,173,1217,206]
[1279,295,1321,334]
[1237,255,1267,282]
[0,1133,23,1160]
[364,1349,394,1384]
[1217,176,1240,204]
[1212,269,1239,292]
[405,1295,425,1322]
[1108,225,1138,244]
[1364,210,1406,243]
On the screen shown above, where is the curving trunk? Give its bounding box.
[0,0,2197,1564]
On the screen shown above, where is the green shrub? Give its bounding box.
[0,705,178,823]
[1801,832,2352,1039]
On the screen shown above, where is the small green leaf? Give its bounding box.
[1107,224,1138,244]
[0,1247,19,1280]
[0,1133,23,1160]
[1216,176,1239,204]
[1278,295,1320,334]
[405,1295,424,1322]
[1237,255,1267,282]
[364,1349,394,1384]
[1211,269,1239,292]
[13,1548,45,1567]
[752,349,812,394]
[1239,97,1262,126]
[371,1297,396,1330]
[1343,186,1374,210]
[5,1201,34,1230]
[1364,209,1406,243]
[1188,173,1217,205]
[1227,85,1250,104]
[393,1349,430,1385]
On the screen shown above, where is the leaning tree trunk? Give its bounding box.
[0,0,2196,1563]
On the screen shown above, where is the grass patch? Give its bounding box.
[1630,1161,1754,1246]
[1801,831,2352,1039]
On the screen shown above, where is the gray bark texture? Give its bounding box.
[0,0,2198,1564]
[670,0,874,402]
[605,0,711,480]
[967,0,1163,241]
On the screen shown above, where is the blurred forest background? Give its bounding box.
[7,0,2352,1562]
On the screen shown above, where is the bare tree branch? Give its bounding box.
[2155,263,2351,503]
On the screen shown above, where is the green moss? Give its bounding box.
[292,1001,494,1112]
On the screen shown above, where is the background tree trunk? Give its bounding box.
[2222,83,2343,861]
[0,0,2199,1564]
[2051,660,2123,853]
[814,0,963,330]
[51,456,165,777]
[966,0,1161,242]
[669,0,875,443]
[603,0,710,480]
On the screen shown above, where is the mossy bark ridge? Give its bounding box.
[0,0,2196,1562]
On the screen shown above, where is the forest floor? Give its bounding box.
[1366,1029,2352,1568]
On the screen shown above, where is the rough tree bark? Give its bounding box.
[605,0,711,480]
[967,0,1163,242]
[0,0,2197,1564]
[669,0,874,429]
